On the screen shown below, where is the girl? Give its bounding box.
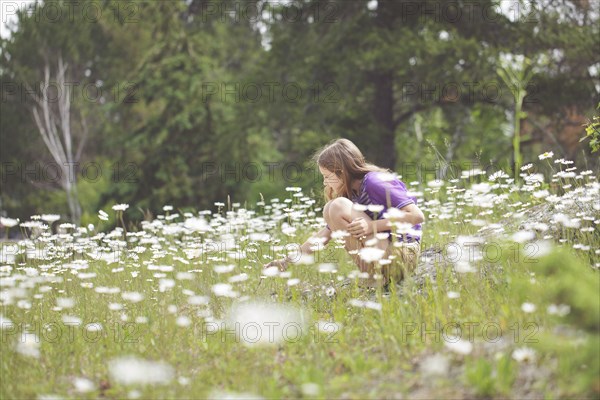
[265,138,425,289]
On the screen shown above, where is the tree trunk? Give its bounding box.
[439,109,469,180]
[30,56,82,225]
[372,0,396,170]
[373,70,396,169]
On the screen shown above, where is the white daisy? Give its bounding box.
[538,151,554,160]
[444,338,473,355]
[0,217,19,227]
[358,247,385,263]
[512,347,536,363]
[112,204,129,212]
[108,356,174,385]
[521,302,536,313]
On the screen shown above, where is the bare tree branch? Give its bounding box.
[28,57,82,223]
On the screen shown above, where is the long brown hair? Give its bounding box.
[312,138,390,201]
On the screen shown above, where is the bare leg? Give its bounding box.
[383,241,421,285]
[323,197,390,288]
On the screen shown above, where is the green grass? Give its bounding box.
[1,162,599,399]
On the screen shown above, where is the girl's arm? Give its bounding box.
[264,226,332,270]
[366,204,425,234]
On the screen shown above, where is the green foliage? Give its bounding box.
[580,105,600,153]
[497,56,535,177]
[465,358,493,396]
[526,248,599,332]
[503,245,600,396]
[495,354,518,394]
[464,354,517,397]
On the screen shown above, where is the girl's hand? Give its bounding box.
[347,217,371,238]
[263,258,288,272]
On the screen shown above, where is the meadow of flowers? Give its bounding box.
[1,155,598,399]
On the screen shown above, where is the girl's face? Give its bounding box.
[319,165,344,195]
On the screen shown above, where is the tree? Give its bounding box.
[497,55,535,178]
[1,0,112,223]
[27,56,83,223]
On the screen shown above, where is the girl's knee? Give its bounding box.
[328,197,352,215]
[323,201,332,224]
[323,199,334,218]
[325,198,353,228]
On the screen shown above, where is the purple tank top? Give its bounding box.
[327,171,422,243]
